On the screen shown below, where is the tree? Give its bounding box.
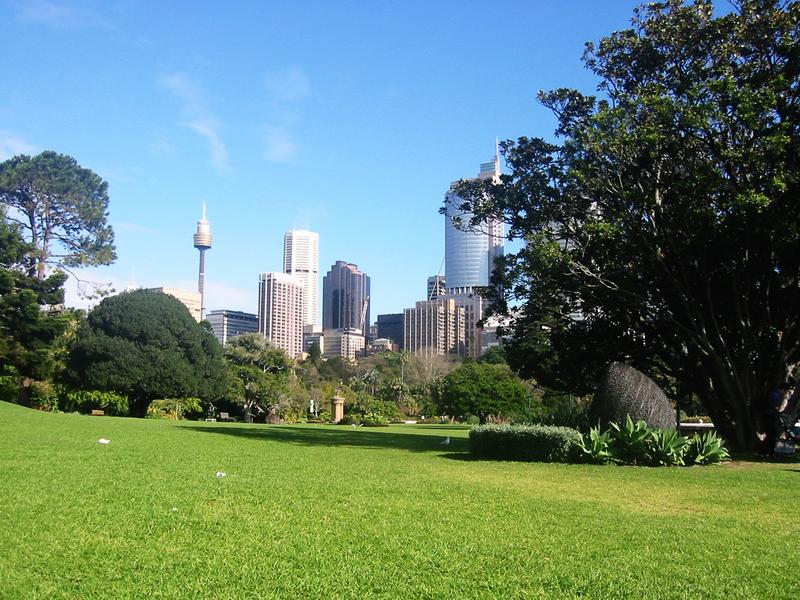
[224,333,292,423]
[66,290,227,416]
[0,212,70,395]
[449,0,800,449]
[440,362,531,422]
[0,151,115,279]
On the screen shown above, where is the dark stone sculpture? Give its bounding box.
[591,362,676,429]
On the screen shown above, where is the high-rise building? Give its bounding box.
[146,287,202,322]
[322,328,366,361]
[427,275,446,300]
[441,288,485,358]
[377,313,404,350]
[258,272,305,358]
[403,298,465,356]
[207,309,258,346]
[322,260,370,333]
[283,230,319,328]
[444,153,504,291]
[193,204,213,320]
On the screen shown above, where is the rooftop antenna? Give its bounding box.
[193,202,213,320]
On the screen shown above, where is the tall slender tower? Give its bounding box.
[193,203,212,320]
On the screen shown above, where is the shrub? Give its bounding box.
[469,424,583,462]
[362,412,389,427]
[60,389,129,416]
[649,428,690,466]
[0,366,19,403]
[145,398,203,420]
[465,414,480,425]
[608,416,654,465]
[577,426,616,464]
[30,381,59,411]
[686,431,730,465]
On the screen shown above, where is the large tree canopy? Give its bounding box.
[224,333,292,423]
[440,362,531,422]
[0,212,69,386]
[67,290,227,416]
[449,0,800,450]
[0,151,115,279]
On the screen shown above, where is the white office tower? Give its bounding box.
[258,272,305,358]
[444,152,504,291]
[283,230,320,328]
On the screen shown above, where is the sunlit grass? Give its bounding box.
[0,401,797,599]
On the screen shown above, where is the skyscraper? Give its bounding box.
[193,204,212,320]
[403,298,465,356]
[258,272,305,358]
[283,229,319,328]
[444,153,504,291]
[207,309,258,346]
[322,261,370,333]
[442,150,506,357]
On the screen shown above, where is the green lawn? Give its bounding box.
[1,401,797,599]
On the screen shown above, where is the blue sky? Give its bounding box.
[1,0,644,319]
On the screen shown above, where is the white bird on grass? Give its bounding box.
[440,437,450,446]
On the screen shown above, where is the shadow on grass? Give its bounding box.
[184,424,471,455]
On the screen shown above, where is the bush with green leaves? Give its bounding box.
[469,424,583,462]
[59,389,129,416]
[686,431,730,465]
[576,426,615,464]
[649,429,690,467]
[577,417,729,467]
[609,416,654,465]
[362,412,389,427]
[29,381,59,412]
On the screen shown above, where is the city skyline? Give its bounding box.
[1,1,646,319]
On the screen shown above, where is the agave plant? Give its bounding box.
[649,428,689,466]
[686,431,730,465]
[609,415,654,465]
[577,426,615,464]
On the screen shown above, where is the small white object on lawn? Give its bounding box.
[171,507,178,512]
[97,438,110,445]
[441,437,450,446]
[215,471,226,478]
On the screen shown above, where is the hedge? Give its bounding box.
[469,424,583,462]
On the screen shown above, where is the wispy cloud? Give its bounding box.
[262,66,310,163]
[0,131,38,160]
[14,0,109,29]
[159,72,230,173]
[115,221,159,236]
[264,125,296,162]
[264,67,311,102]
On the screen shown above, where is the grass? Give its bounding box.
[0,401,798,599]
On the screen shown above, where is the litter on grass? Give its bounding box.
[215,471,226,478]
[97,438,111,445]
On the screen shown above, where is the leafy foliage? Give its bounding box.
[609,416,655,465]
[59,388,129,416]
[649,428,690,467]
[449,0,800,451]
[224,333,291,422]
[469,424,583,462]
[67,290,227,416]
[0,214,71,387]
[440,362,532,422]
[0,151,115,279]
[576,426,614,464]
[686,431,731,465]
